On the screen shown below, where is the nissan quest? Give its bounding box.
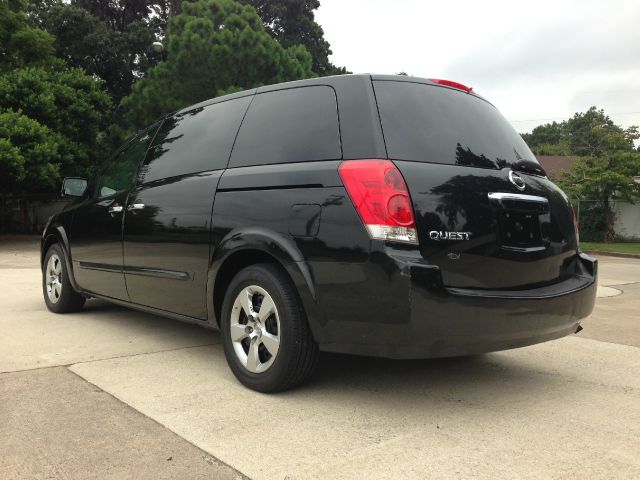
[41,74,598,392]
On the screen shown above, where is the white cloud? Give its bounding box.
[316,0,640,133]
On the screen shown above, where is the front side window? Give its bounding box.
[95,127,157,198]
[139,96,252,184]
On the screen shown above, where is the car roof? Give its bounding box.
[176,74,488,114]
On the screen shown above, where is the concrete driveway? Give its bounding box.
[1,236,639,479]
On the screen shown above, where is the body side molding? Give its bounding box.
[79,262,191,281]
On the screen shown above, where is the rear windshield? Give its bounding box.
[374,81,543,174]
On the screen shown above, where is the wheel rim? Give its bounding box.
[229,285,280,374]
[45,254,63,304]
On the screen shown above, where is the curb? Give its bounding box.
[582,250,640,260]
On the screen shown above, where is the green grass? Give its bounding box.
[580,242,640,255]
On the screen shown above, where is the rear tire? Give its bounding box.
[221,263,319,393]
[42,244,86,313]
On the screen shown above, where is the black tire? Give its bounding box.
[42,243,86,313]
[221,263,319,393]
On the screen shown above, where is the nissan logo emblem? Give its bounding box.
[509,170,526,191]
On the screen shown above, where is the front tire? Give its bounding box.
[42,244,86,313]
[221,263,319,393]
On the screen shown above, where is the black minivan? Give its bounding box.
[42,74,597,392]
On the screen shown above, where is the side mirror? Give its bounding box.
[61,177,88,198]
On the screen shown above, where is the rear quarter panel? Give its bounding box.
[211,161,411,344]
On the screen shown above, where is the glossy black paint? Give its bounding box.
[123,171,222,318]
[211,161,371,342]
[42,74,597,359]
[319,250,597,359]
[70,190,131,300]
[395,161,578,289]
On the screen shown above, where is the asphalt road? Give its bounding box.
[1,236,639,479]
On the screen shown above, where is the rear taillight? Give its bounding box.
[572,205,580,244]
[338,159,417,244]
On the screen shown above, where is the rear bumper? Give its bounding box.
[319,252,597,359]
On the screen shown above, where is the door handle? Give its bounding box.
[487,192,548,203]
[487,192,549,213]
[108,204,123,215]
[127,203,145,211]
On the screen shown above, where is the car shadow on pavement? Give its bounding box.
[292,348,572,409]
[80,300,566,405]
[80,298,214,332]
[73,300,574,408]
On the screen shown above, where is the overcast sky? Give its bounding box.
[315,0,640,134]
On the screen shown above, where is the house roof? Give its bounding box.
[536,156,578,176]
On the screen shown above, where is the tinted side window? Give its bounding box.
[95,127,156,198]
[374,81,538,170]
[229,86,341,168]
[140,96,252,183]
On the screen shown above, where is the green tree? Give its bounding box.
[239,0,347,76]
[30,0,163,103]
[0,108,62,192]
[122,0,315,130]
[556,152,640,243]
[0,67,112,192]
[522,108,637,157]
[521,121,565,153]
[30,0,347,102]
[1,0,54,69]
[0,0,112,193]
[538,108,640,243]
[564,107,637,157]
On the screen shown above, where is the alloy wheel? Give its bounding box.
[229,285,280,373]
[46,254,63,304]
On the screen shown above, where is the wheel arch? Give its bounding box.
[41,225,81,292]
[208,228,324,342]
[41,233,60,267]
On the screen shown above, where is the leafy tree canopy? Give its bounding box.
[29,0,173,103]
[0,108,61,192]
[122,0,315,130]
[239,0,347,76]
[527,107,640,242]
[556,148,640,207]
[555,151,640,242]
[1,0,54,69]
[2,0,346,196]
[0,67,113,192]
[0,0,112,193]
[522,107,638,157]
[29,0,345,104]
